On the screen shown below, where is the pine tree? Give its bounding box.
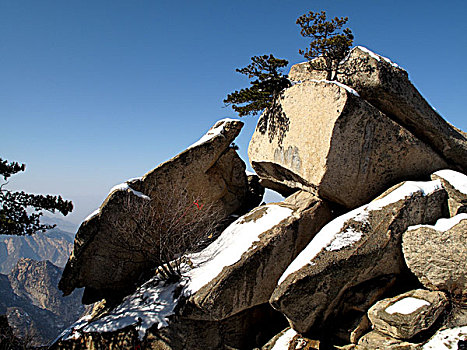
[0,157,73,236]
[297,11,354,80]
[224,54,291,117]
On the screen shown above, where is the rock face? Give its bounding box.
[270,180,447,335]
[59,119,251,304]
[431,169,467,215]
[367,289,448,340]
[356,330,419,350]
[0,259,84,346]
[184,191,332,320]
[0,227,74,274]
[403,214,467,296]
[248,80,447,208]
[289,46,467,173]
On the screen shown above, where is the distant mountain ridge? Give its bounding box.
[0,226,74,274]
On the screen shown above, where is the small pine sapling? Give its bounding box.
[297,11,354,80]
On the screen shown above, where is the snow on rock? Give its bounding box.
[355,46,403,69]
[270,328,298,350]
[83,179,150,222]
[385,297,430,315]
[325,228,362,252]
[185,204,293,294]
[62,278,183,341]
[422,326,467,349]
[408,213,467,233]
[108,182,150,200]
[83,208,101,222]
[278,180,443,284]
[434,169,467,195]
[59,204,293,342]
[188,118,240,149]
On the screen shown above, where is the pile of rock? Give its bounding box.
[53,47,467,349]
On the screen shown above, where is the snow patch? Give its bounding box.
[385,297,430,315]
[83,280,182,339]
[278,180,443,285]
[62,279,182,341]
[188,118,239,149]
[109,182,150,200]
[271,328,298,350]
[84,208,100,222]
[355,46,402,69]
[422,326,467,349]
[185,204,293,294]
[57,315,93,341]
[246,170,257,176]
[434,169,467,195]
[408,213,467,233]
[326,228,363,251]
[83,178,150,223]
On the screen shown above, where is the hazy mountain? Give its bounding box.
[0,258,84,346]
[0,227,74,274]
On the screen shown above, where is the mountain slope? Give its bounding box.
[0,258,84,346]
[0,227,74,274]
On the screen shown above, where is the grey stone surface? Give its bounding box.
[367,289,447,340]
[403,214,467,296]
[270,180,447,335]
[248,80,447,208]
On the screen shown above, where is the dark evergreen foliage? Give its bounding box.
[0,158,73,236]
[297,11,354,80]
[224,54,291,117]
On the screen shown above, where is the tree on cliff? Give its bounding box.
[297,10,354,80]
[0,157,73,236]
[224,54,291,117]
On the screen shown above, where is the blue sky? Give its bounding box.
[1,0,466,225]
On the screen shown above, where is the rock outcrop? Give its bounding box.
[184,190,332,321]
[403,213,467,296]
[289,46,467,173]
[270,179,447,336]
[53,47,467,350]
[59,119,252,304]
[248,80,447,208]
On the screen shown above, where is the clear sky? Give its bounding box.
[1,0,466,226]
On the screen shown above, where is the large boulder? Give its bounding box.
[289,46,467,172]
[270,179,447,336]
[367,289,448,340]
[183,190,332,320]
[402,213,467,296]
[248,80,447,208]
[59,119,251,304]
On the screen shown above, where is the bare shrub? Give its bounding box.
[109,187,224,282]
